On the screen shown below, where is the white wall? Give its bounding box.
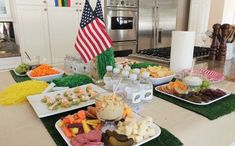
[208,0,225,30]
[222,0,235,24]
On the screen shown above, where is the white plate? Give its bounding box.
[155,85,231,106]
[27,83,106,118]
[26,67,64,82]
[13,69,28,77]
[150,74,175,85]
[55,112,161,146]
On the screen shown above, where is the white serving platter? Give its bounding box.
[27,83,106,118]
[150,74,175,85]
[155,85,231,106]
[26,67,64,82]
[55,112,161,146]
[13,69,28,77]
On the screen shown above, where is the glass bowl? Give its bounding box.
[95,92,125,122]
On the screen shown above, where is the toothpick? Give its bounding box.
[190,59,196,75]
[113,77,122,97]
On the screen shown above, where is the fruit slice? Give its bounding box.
[82,120,91,133]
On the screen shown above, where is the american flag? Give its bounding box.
[94,0,105,27]
[74,0,112,63]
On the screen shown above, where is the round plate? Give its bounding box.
[13,69,28,77]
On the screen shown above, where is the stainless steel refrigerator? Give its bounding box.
[138,0,178,51]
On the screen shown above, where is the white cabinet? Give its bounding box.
[15,0,104,65]
[16,5,51,63]
[47,7,80,64]
[15,0,47,6]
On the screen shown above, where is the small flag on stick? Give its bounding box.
[74,0,112,63]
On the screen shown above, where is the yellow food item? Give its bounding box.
[147,66,173,78]
[71,128,79,135]
[86,119,101,125]
[0,80,48,105]
[82,120,91,133]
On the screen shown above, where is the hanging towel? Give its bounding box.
[54,0,58,6]
[63,0,68,7]
[58,0,62,7]
[67,0,71,7]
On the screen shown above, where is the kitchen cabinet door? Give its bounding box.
[16,5,51,63]
[15,0,47,6]
[47,7,80,64]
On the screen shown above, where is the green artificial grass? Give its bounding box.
[10,70,30,82]
[96,48,115,79]
[40,106,182,146]
[154,89,235,120]
[52,74,93,88]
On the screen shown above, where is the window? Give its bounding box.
[0,0,12,21]
[0,22,20,58]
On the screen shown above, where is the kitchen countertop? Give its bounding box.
[129,57,235,82]
[0,60,235,146]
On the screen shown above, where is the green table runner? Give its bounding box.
[40,107,183,146]
[9,69,183,145]
[10,70,31,82]
[154,89,235,120]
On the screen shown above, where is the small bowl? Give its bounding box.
[182,75,203,88]
[95,92,124,121]
[149,74,175,85]
[26,68,64,82]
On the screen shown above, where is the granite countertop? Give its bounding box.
[0,58,235,146]
[128,56,235,82]
[196,59,235,82]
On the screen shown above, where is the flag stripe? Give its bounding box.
[88,21,106,52]
[93,19,112,48]
[97,18,105,28]
[96,19,113,45]
[75,39,89,63]
[74,44,88,63]
[86,25,104,53]
[79,29,97,57]
[77,32,94,59]
[91,20,109,49]
[83,27,101,55]
[75,40,89,63]
[76,36,92,60]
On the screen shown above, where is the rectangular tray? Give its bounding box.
[27,83,106,118]
[155,85,231,106]
[55,113,161,146]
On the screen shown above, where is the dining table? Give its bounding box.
[0,59,235,146]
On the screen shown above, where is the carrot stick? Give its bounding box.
[62,126,72,138]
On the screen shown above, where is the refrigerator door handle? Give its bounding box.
[158,28,162,43]
[153,5,157,49]
[156,5,160,47]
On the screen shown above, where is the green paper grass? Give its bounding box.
[154,89,235,120]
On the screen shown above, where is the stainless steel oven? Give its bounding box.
[105,0,138,53]
[106,7,137,42]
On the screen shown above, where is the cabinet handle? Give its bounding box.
[44,8,47,11]
[43,0,47,3]
[75,2,78,5]
[76,9,79,12]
